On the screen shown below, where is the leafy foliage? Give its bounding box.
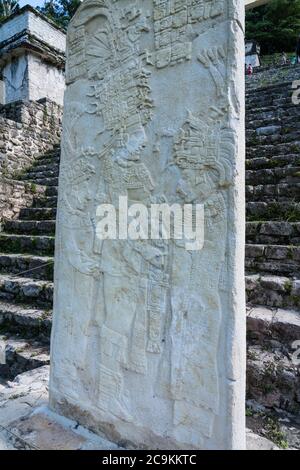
[246,0,300,55]
[38,0,81,30]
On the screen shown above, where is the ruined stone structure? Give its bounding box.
[0,2,299,451]
[0,6,65,105]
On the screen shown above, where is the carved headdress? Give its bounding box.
[174,111,235,187]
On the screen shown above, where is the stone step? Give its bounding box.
[246,154,300,171]
[246,126,300,141]
[32,157,60,168]
[247,133,300,149]
[246,167,300,186]
[247,79,297,91]
[0,253,53,281]
[246,274,300,309]
[0,336,50,380]
[19,207,56,221]
[246,142,300,159]
[3,220,56,235]
[20,177,59,187]
[247,305,300,413]
[247,202,300,222]
[246,99,293,111]
[2,302,298,362]
[0,301,51,339]
[246,183,300,202]
[0,275,53,308]
[0,234,54,256]
[45,186,58,197]
[32,196,58,208]
[25,169,59,180]
[245,244,300,277]
[246,344,300,413]
[246,89,292,101]
[34,148,60,159]
[246,99,296,114]
[246,221,300,246]
[246,94,297,109]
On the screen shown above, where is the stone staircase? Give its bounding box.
[0,146,59,379]
[245,82,300,415]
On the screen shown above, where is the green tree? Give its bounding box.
[246,0,300,55]
[0,0,19,22]
[38,0,81,29]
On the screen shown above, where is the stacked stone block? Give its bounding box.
[245,78,300,414]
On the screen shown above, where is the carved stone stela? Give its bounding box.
[50,0,246,450]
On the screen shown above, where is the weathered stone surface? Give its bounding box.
[245,63,300,90]
[0,337,50,380]
[0,366,49,433]
[246,274,300,309]
[246,429,280,451]
[247,345,300,413]
[0,100,62,227]
[50,0,246,450]
[0,368,290,450]
[0,6,66,105]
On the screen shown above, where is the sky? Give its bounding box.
[19,0,44,8]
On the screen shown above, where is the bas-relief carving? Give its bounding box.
[51,0,245,449]
[153,0,225,69]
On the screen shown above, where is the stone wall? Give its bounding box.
[246,64,300,90]
[0,98,62,223]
